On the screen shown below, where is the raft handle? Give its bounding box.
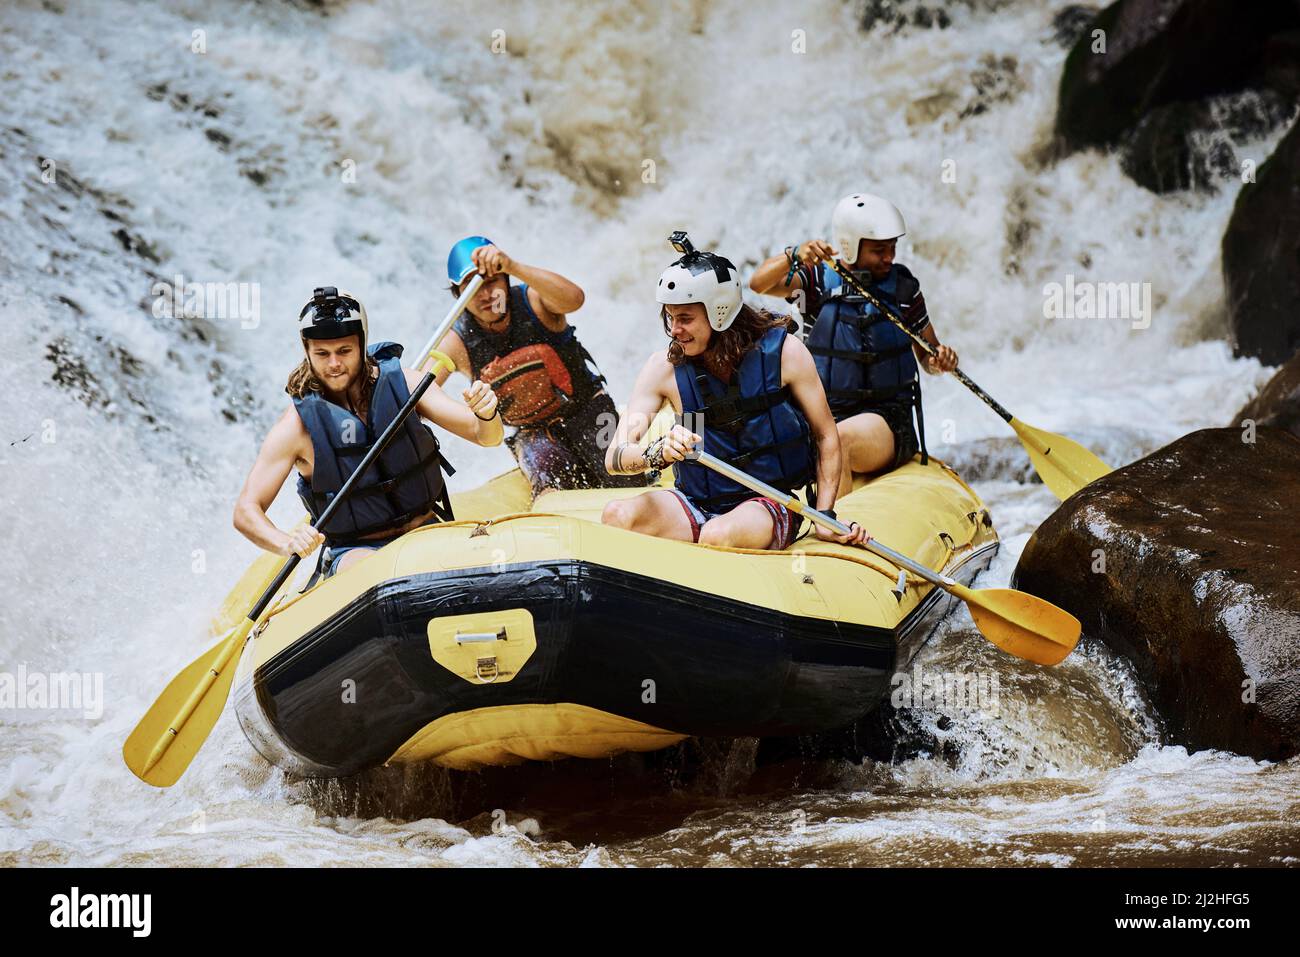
[457,628,508,682]
[456,628,508,644]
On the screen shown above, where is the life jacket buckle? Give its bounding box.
[705,400,745,435]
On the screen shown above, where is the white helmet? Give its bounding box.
[831,193,906,265]
[655,232,743,332]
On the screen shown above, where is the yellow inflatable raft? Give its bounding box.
[233,455,996,776]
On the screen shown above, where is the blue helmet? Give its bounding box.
[447,235,493,287]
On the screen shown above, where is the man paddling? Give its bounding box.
[432,236,643,498]
[750,193,959,494]
[233,287,503,578]
[602,233,867,549]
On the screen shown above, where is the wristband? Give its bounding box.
[643,437,669,472]
[474,408,499,422]
[784,244,801,286]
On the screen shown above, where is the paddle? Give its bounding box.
[207,276,482,638]
[823,260,1113,501]
[692,450,1080,665]
[125,276,484,787]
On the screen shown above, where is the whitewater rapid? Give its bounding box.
[1,0,1294,866]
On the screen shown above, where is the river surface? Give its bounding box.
[1,0,1296,866]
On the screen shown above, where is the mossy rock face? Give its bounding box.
[1013,428,1300,762]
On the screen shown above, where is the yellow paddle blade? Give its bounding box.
[951,584,1081,666]
[1009,417,1114,501]
[210,548,286,637]
[122,620,253,787]
[210,518,312,637]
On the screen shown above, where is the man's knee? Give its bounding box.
[331,546,375,576]
[697,520,733,548]
[837,416,872,451]
[842,414,894,472]
[601,497,638,529]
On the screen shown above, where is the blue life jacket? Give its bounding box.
[673,326,815,513]
[454,284,606,425]
[805,264,928,462]
[293,341,454,545]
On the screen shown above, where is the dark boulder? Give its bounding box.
[1223,118,1300,365]
[1119,90,1295,193]
[1233,350,1300,439]
[1012,428,1300,761]
[1055,0,1300,152]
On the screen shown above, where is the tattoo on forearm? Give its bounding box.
[611,442,637,475]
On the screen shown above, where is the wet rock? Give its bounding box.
[958,55,1024,120]
[755,699,958,767]
[1012,428,1300,761]
[1232,350,1300,439]
[237,145,285,189]
[1223,118,1300,365]
[111,227,160,263]
[937,435,1038,485]
[1119,90,1296,193]
[1055,0,1300,152]
[46,337,108,408]
[1052,5,1101,48]
[207,358,259,424]
[938,426,1161,487]
[146,81,223,120]
[38,155,84,198]
[204,128,231,151]
[861,0,952,32]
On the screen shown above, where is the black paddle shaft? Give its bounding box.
[827,260,1014,423]
[247,371,438,622]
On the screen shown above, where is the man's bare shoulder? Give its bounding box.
[639,349,675,384]
[267,403,310,454]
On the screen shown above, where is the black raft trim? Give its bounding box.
[247,559,909,775]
